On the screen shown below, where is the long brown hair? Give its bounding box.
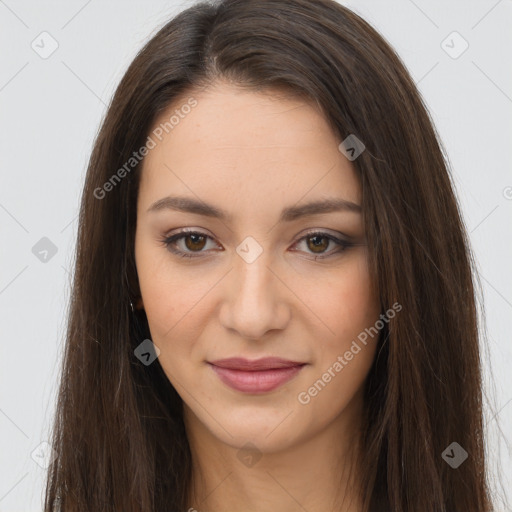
[44,0,501,510]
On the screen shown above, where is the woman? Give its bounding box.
[44,0,500,510]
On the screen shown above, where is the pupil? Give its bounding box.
[186,234,205,251]
[309,235,328,252]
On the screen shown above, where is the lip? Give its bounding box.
[208,357,307,393]
[209,357,306,371]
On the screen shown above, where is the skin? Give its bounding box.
[134,80,381,512]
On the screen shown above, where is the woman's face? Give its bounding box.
[134,81,381,453]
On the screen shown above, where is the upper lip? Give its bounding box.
[209,357,306,371]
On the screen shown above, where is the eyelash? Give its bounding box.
[159,228,353,261]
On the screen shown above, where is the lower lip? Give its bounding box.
[209,363,305,393]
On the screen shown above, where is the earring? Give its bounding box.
[129,298,135,313]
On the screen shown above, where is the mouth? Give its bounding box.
[207,357,307,393]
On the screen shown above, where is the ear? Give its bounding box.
[126,254,142,308]
[135,296,144,310]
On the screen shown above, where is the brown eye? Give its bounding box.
[161,229,352,261]
[306,234,330,253]
[291,231,352,259]
[183,233,207,252]
[161,230,220,259]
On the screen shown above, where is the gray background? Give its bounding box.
[1,0,511,510]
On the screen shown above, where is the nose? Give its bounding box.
[219,249,291,341]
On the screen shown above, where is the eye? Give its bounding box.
[159,229,221,259]
[159,229,354,260]
[290,231,353,260]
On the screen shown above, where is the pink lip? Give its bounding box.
[208,357,306,393]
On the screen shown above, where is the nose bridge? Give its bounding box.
[236,246,274,301]
[220,238,289,339]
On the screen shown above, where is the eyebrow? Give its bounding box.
[147,195,361,222]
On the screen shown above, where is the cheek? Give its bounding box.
[296,262,380,418]
[135,232,184,323]
[135,235,182,340]
[136,264,199,386]
[135,255,176,336]
[338,267,379,340]
[304,255,379,353]
[134,238,218,363]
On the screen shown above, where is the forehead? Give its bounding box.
[138,82,361,215]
